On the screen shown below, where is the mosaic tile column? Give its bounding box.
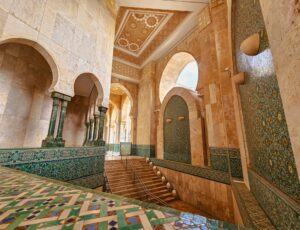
[55,99,69,147]
[93,114,100,142]
[42,96,60,147]
[83,121,90,146]
[96,106,108,146]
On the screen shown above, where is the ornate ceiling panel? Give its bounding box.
[114,7,190,66]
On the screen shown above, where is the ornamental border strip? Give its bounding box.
[0,146,105,165]
[150,158,231,184]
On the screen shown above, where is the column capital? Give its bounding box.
[99,106,108,114]
[51,92,72,102]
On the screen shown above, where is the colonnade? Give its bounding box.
[42,92,107,147]
[83,106,108,146]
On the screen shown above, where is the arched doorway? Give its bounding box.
[64,73,103,147]
[120,97,131,142]
[0,42,54,148]
[164,95,191,164]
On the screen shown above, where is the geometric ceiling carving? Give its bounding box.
[115,9,173,56]
[114,7,190,66]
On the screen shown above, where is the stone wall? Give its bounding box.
[0,0,117,106]
[157,166,234,223]
[0,43,52,148]
[154,3,238,153]
[136,62,156,145]
[63,95,89,147]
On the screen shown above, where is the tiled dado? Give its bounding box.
[210,147,243,179]
[120,142,132,156]
[0,147,105,189]
[0,166,246,229]
[231,181,275,229]
[150,158,231,184]
[131,144,155,157]
[248,169,300,230]
[106,144,120,152]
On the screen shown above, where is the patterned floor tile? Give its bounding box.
[0,167,247,229]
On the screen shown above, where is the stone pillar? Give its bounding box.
[130,115,135,143]
[55,100,69,147]
[96,106,108,146]
[93,114,100,142]
[83,121,90,146]
[42,96,60,147]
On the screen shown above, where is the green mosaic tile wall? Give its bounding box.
[131,145,155,157]
[163,95,191,164]
[233,0,300,201]
[120,142,131,156]
[0,147,105,188]
[210,147,243,179]
[150,158,230,184]
[233,0,300,228]
[106,144,120,152]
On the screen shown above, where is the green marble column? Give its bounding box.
[55,100,68,147]
[95,106,108,146]
[88,118,94,146]
[83,121,90,146]
[93,114,100,143]
[42,96,60,147]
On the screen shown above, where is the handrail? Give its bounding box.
[121,156,169,207]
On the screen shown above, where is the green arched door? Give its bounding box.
[163,95,191,164]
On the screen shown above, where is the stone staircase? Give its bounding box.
[105,158,176,204]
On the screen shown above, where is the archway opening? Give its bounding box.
[159,52,198,103]
[120,96,131,142]
[0,42,53,148]
[63,73,102,146]
[107,84,133,145]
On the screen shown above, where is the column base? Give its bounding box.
[55,137,66,147]
[42,136,57,147]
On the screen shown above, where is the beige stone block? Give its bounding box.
[51,13,74,52]
[0,0,13,12]
[39,6,56,39]
[46,0,79,22]
[3,15,38,40]
[11,0,46,31]
[0,7,8,36]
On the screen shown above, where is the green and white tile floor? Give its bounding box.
[0,167,248,229]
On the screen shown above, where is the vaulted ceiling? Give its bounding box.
[114,0,209,68]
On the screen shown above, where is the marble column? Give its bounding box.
[83,121,90,146]
[96,106,108,146]
[88,118,94,145]
[55,100,68,147]
[42,96,60,147]
[93,114,100,142]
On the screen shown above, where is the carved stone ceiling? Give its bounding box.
[114,7,188,66]
[114,0,209,68]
